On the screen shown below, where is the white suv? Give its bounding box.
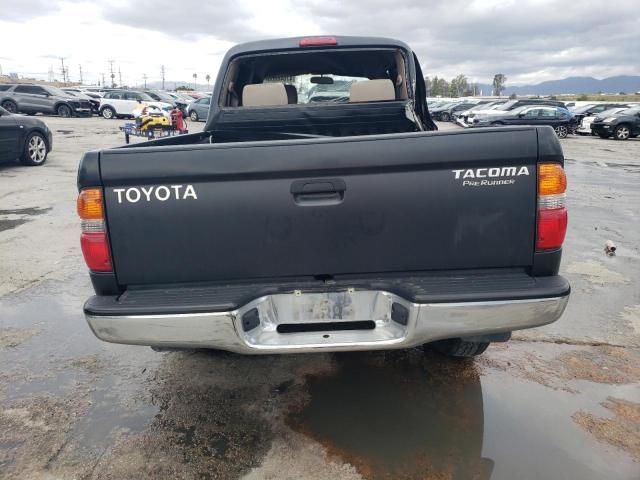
[99,90,172,119]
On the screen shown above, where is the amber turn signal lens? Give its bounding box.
[538,163,567,196]
[77,188,104,220]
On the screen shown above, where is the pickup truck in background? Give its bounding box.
[77,36,570,358]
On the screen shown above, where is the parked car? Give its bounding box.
[435,100,495,122]
[571,103,629,131]
[0,84,92,117]
[143,90,189,115]
[78,36,569,360]
[98,90,172,119]
[575,107,629,135]
[471,105,575,138]
[590,106,640,140]
[0,105,52,165]
[186,96,211,121]
[454,101,508,127]
[466,99,567,125]
[61,88,101,114]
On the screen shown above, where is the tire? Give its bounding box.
[425,338,490,358]
[189,110,199,122]
[57,104,72,118]
[554,125,568,139]
[440,112,451,122]
[101,106,115,119]
[614,124,630,141]
[1,100,18,113]
[20,132,48,166]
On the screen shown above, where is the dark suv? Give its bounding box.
[0,84,92,117]
[571,103,629,128]
[590,106,640,140]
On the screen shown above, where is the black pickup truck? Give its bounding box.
[77,36,570,358]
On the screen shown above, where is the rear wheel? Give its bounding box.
[614,124,630,140]
[189,110,199,121]
[101,106,115,119]
[57,104,72,118]
[20,132,48,166]
[425,338,490,358]
[554,125,568,138]
[1,100,18,113]
[440,112,451,122]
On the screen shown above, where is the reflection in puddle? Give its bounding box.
[292,350,639,480]
[291,351,493,479]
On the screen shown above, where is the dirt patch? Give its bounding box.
[558,347,640,384]
[0,328,39,348]
[70,354,102,374]
[573,397,640,461]
[0,392,92,478]
[481,344,640,390]
[567,259,629,285]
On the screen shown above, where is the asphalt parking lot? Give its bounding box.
[0,117,639,480]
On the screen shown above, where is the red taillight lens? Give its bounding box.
[536,208,568,250]
[299,36,338,47]
[80,232,112,272]
[536,163,568,251]
[78,187,112,272]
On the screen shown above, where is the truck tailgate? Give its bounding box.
[99,128,539,286]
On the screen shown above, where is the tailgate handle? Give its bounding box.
[290,178,346,206]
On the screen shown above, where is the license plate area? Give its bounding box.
[235,290,415,350]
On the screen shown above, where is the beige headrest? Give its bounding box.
[349,79,395,103]
[242,83,288,107]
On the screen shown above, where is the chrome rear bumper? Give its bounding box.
[86,290,569,354]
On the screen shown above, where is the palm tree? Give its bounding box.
[205,74,211,88]
[193,73,198,90]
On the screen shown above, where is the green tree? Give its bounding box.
[436,78,450,97]
[453,74,468,96]
[509,93,517,99]
[492,73,507,96]
[430,75,439,96]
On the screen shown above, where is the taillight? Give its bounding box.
[77,188,112,272]
[536,163,568,251]
[299,36,338,47]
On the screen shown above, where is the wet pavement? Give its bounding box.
[1,118,639,479]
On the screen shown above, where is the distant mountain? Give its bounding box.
[477,76,640,96]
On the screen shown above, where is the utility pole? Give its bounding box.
[109,60,115,87]
[101,72,106,87]
[78,64,83,84]
[161,65,165,90]
[142,74,147,89]
[118,67,122,88]
[60,57,67,85]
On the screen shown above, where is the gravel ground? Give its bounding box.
[0,117,638,480]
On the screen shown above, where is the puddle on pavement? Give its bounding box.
[0,207,52,232]
[290,350,639,480]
